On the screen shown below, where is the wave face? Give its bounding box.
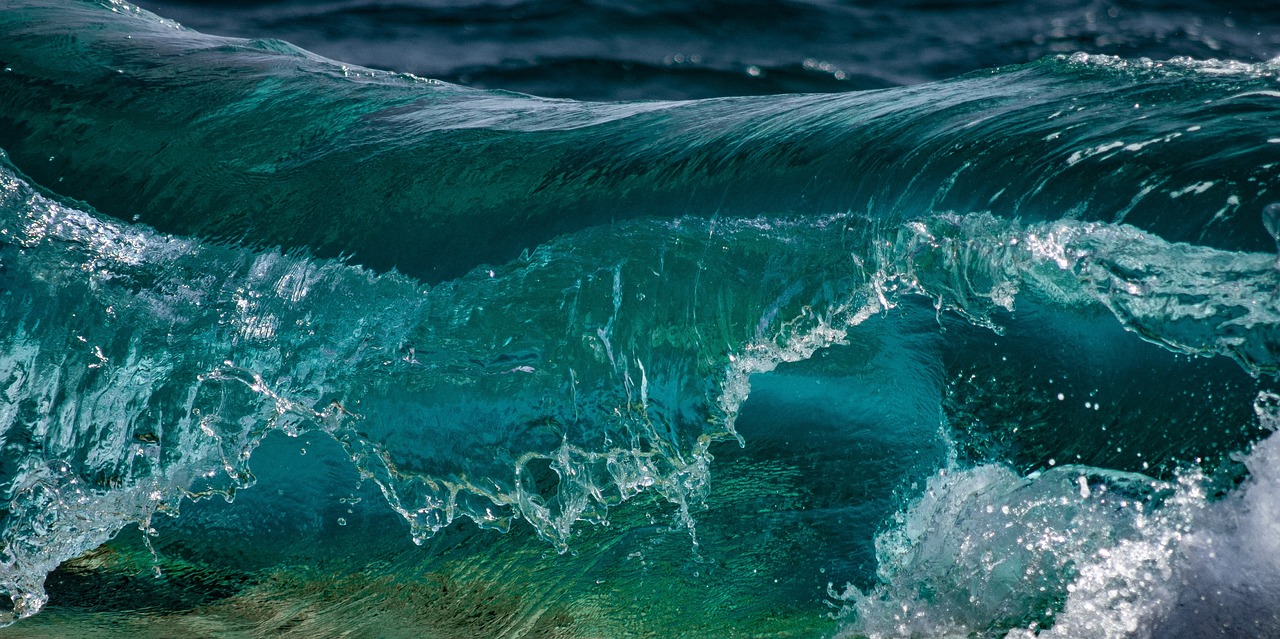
[1,1,1279,637]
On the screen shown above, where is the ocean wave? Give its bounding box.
[2,149,1278,626]
[3,2,1280,282]
[1,1,1279,635]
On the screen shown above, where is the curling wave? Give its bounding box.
[0,1,1279,636]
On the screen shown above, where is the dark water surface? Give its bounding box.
[136,0,1280,100]
[1,1,1279,638]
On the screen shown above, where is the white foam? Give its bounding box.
[834,392,1280,639]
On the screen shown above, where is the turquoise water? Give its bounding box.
[1,2,1279,637]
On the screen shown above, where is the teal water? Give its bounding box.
[1,2,1279,637]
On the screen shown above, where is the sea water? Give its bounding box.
[0,1,1279,637]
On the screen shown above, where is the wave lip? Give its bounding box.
[3,1,1280,281]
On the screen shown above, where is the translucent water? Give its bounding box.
[1,2,1279,637]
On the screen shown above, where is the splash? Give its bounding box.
[1,1,1279,633]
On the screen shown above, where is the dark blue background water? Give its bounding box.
[135,0,1280,100]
